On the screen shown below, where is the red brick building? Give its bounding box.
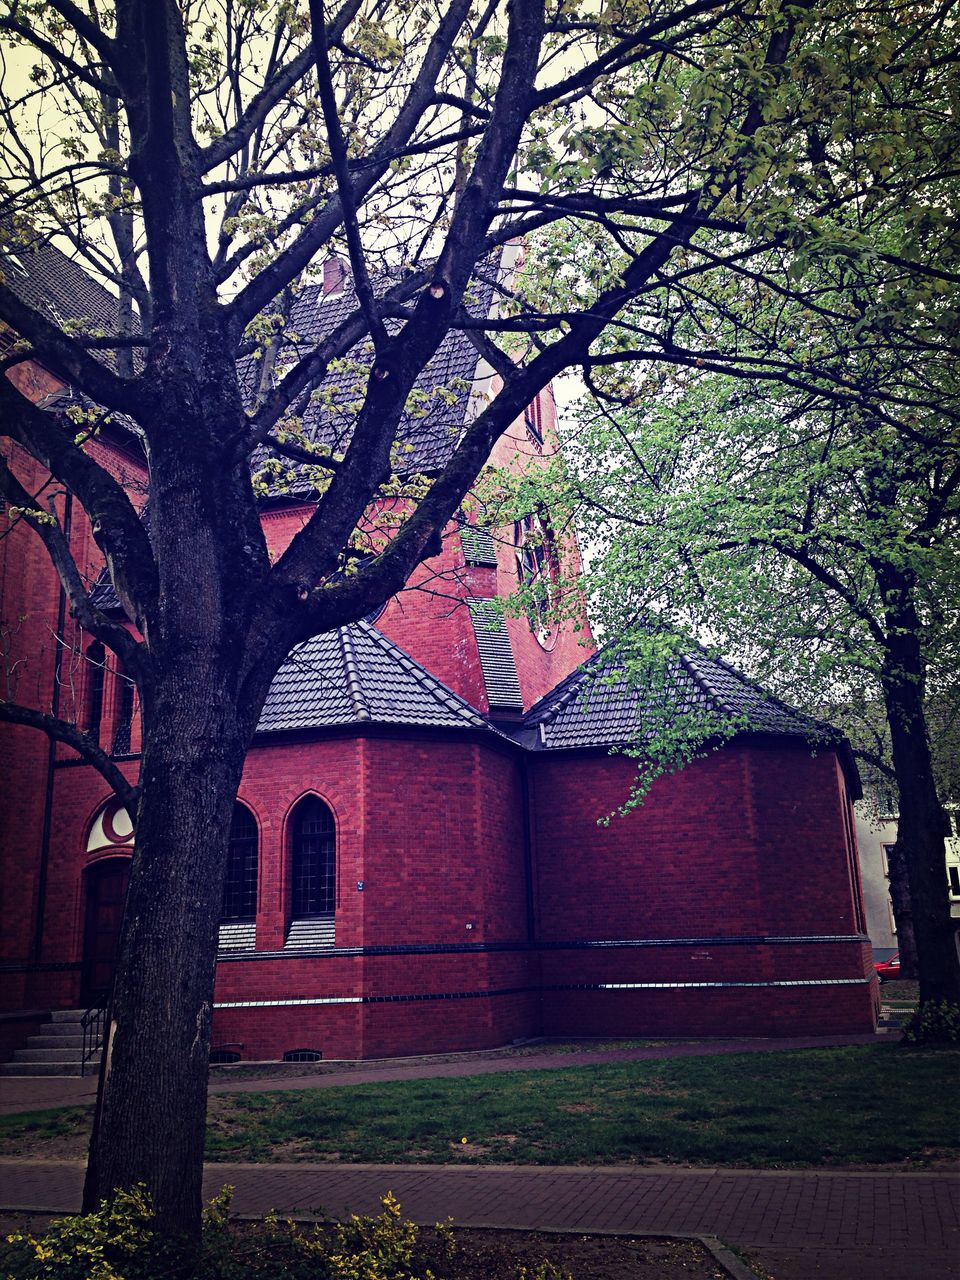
[0,242,878,1064]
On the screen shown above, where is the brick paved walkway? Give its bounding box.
[0,1032,890,1115]
[2,1035,957,1279]
[1,1159,957,1280]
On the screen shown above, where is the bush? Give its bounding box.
[901,1000,960,1044]
[2,1184,177,1280]
[3,1186,568,1280]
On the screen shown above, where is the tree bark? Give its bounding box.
[885,840,919,977]
[81,653,246,1237]
[878,564,960,1011]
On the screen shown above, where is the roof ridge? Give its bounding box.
[338,626,371,721]
[353,621,487,726]
[705,649,835,734]
[677,650,731,716]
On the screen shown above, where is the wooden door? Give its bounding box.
[81,859,129,1002]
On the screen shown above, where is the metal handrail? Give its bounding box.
[80,997,108,1077]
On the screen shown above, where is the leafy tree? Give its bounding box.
[508,0,959,1012]
[1,0,953,1238]
[534,359,958,1002]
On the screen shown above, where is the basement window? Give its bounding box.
[283,1048,323,1062]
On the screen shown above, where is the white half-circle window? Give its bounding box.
[87,799,134,853]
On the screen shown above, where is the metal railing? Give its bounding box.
[80,997,108,1077]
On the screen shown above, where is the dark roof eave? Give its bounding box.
[526,725,862,788]
[251,718,521,753]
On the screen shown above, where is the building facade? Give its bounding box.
[0,241,879,1062]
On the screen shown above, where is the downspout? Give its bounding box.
[32,491,72,964]
[519,747,540,1038]
[520,757,536,943]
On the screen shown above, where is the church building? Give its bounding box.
[0,240,879,1067]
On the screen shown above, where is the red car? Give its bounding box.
[874,953,901,982]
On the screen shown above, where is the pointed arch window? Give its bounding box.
[222,804,258,922]
[291,796,336,917]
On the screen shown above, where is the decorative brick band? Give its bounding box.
[214,932,867,963]
[590,978,869,990]
[214,976,870,1010]
[0,933,868,975]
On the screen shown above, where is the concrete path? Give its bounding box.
[1,1158,957,1280]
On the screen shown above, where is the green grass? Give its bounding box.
[203,1043,960,1167]
[2,1043,957,1169]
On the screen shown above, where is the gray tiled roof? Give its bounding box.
[255,265,497,489]
[2,235,499,481]
[1,232,119,340]
[523,645,839,751]
[468,597,524,712]
[257,620,492,734]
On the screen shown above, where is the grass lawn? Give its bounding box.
[2,1043,957,1168]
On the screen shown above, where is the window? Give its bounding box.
[112,661,134,755]
[881,843,896,877]
[222,805,258,922]
[291,796,336,917]
[85,642,105,741]
[514,511,557,635]
[524,397,544,449]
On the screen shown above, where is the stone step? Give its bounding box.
[0,1056,99,1077]
[12,1046,92,1063]
[48,1008,88,1024]
[24,1034,86,1049]
[30,1020,93,1038]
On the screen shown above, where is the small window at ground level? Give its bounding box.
[209,1049,241,1064]
[283,1048,323,1062]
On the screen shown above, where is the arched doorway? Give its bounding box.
[81,857,130,1003]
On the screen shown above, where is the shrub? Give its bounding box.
[2,1184,175,1280]
[3,1188,449,1279]
[901,1000,960,1045]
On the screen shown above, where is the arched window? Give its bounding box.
[514,511,557,631]
[291,796,336,917]
[221,804,258,922]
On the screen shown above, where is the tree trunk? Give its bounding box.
[885,840,918,977]
[878,567,960,1011]
[82,658,246,1238]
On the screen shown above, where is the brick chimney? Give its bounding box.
[322,256,346,295]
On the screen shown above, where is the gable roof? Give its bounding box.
[0,233,120,340]
[257,619,496,736]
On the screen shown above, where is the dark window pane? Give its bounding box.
[86,643,105,740]
[112,663,134,755]
[222,805,258,921]
[292,796,336,917]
